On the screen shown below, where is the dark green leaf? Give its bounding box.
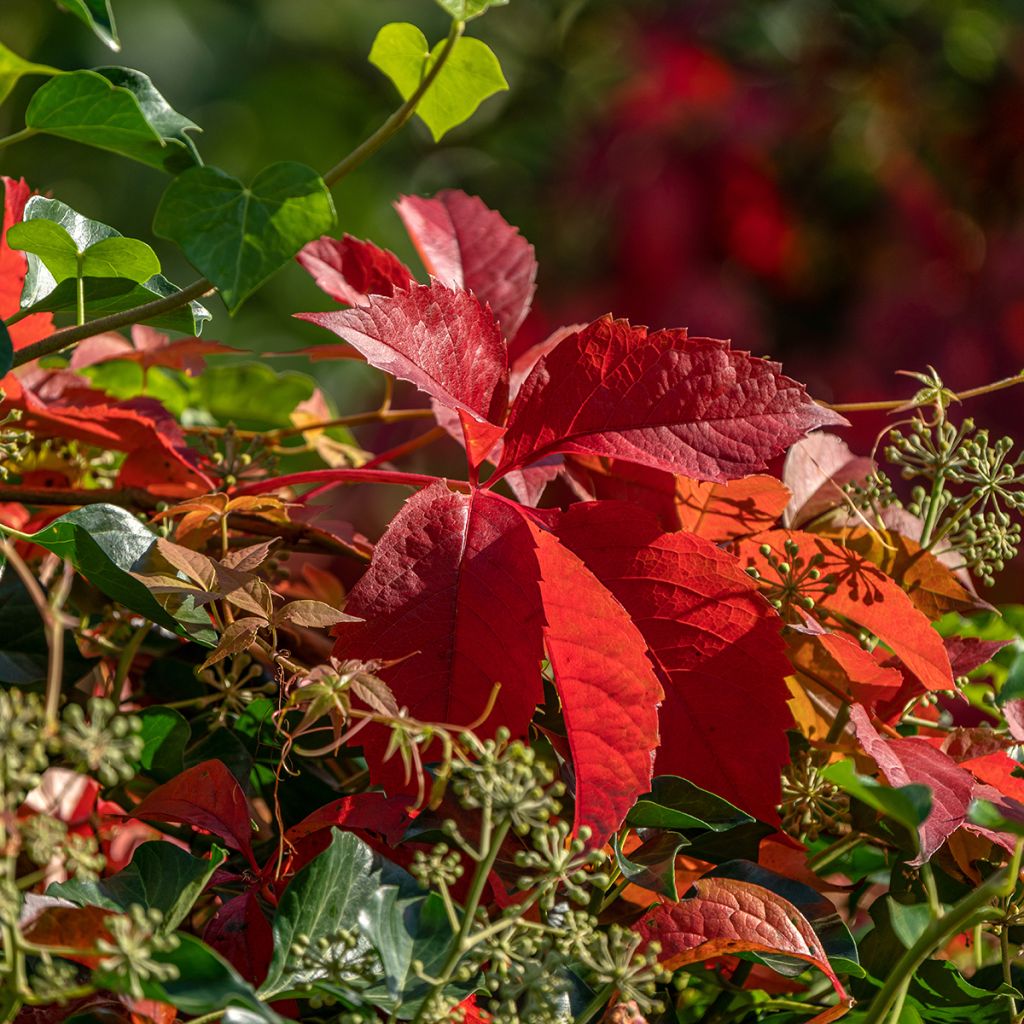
[26,68,200,172]
[55,0,120,50]
[8,218,160,284]
[138,706,190,782]
[260,828,419,1000]
[968,797,1024,836]
[824,759,932,835]
[153,162,335,313]
[0,41,59,107]
[49,841,225,930]
[0,319,12,378]
[613,829,690,900]
[888,898,934,949]
[369,24,508,142]
[627,776,756,832]
[3,504,216,646]
[434,0,509,19]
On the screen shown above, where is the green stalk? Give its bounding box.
[0,127,38,153]
[573,982,615,1024]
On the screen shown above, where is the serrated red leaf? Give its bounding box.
[736,530,954,693]
[131,759,257,869]
[636,876,848,1001]
[69,325,240,377]
[395,190,537,340]
[296,234,414,306]
[849,704,974,864]
[1,177,53,349]
[297,283,507,426]
[495,316,845,482]
[334,481,544,769]
[524,515,663,840]
[557,501,790,824]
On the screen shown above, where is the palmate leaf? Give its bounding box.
[369,23,508,142]
[155,162,335,312]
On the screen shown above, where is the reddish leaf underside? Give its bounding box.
[737,530,954,694]
[131,759,257,869]
[298,282,508,426]
[395,189,538,341]
[849,704,974,864]
[782,433,873,528]
[636,876,848,1001]
[296,234,414,307]
[557,501,791,824]
[496,316,846,483]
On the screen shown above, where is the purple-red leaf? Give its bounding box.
[297,283,507,425]
[396,189,537,340]
[131,759,257,869]
[496,316,845,482]
[296,234,414,306]
[557,501,790,824]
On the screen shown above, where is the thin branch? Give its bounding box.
[824,371,1024,414]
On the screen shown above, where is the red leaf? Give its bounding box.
[131,759,257,869]
[395,190,537,340]
[525,514,663,841]
[1,177,53,349]
[334,482,544,773]
[736,530,954,693]
[782,433,873,528]
[636,876,848,1001]
[787,624,904,706]
[203,890,273,987]
[849,704,974,864]
[298,283,507,425]
[557,501,790,824]
[675,475,791,541]
[961,751,1024,804]
[69,324,240,377]
[496,316,845,482]
[296,234,414,306]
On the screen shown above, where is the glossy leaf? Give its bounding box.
[8,218,160,284]
[614,830,691,899]
[636,875,849,1001]
[395,189,537,339]
[26,68,199,172]
[55,0,120,49]
[137,707,190,782]
[0,41,59,107]
[497,316,846,482]
[132,759,257,868]
[558,501,791,824]
[627,776,756,833]
[369,23,508,142]
[822,759,932,835]
[154,162,335,312]
[298,282,508,426]
[49,841,225,931]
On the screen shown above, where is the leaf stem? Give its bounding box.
[826,371,1024,414]
[0,127,38,153]
[573,982,616,1024]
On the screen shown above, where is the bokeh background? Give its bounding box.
[4,0,1024,450]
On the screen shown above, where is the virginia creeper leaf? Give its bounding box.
[395,189,537,339]
[497,316,846,482]
[849,704,975,864]
[299,282,508,425]
[204,890,274,989]
[154,162,335,313]
[1,177,54,347]
[55,0,120,50]
[296,234,413,306]
[783,433,874,528]
[8,218,160,284]
[558,501,791,824]
[636,876,849,1001]
[26,68,200,172]
[0,42,60,107]
[132,759,258,869]
[369,24,508,142]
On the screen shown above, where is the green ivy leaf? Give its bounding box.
[49,841,225,931]
[433,0,509,19]
[823,759,932,835]
[260,828,419,1000]
[8,219,160,285]
[627,775,756,832]
[0,41,60,108]
[137,706,191,782]
[26,68,200,173]
[153,163,335,313]
[54,0,120,50]
[2,504,216,646]
[0,319,12,378]
[369,23,508,142]
[613,829,691,900]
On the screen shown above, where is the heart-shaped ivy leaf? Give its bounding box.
[0,41,60,107]
[8,218,160,284]
[369,23,508,142]
[26,68,200,173]
[434,0,509,19]
[55,0,120,50]
[154,162,335,313]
